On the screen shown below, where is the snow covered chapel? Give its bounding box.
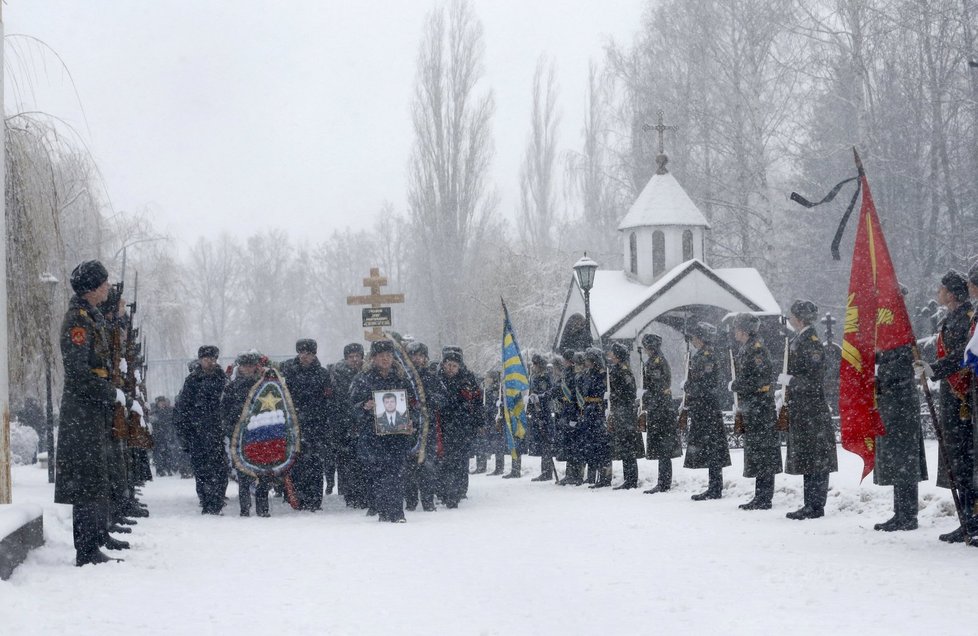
[554,145,780,353]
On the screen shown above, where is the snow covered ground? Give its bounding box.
[2,442,975,635]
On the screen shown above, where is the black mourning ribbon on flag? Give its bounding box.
[790,175,861,261]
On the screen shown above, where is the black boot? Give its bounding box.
[559,462,583,486]
[104,536,130,550]
[532,457,555,481]
[488,454,505,476]
[76,550,122,567]
[692,467,723,501]
[589,463,613,489]
[585,465,596,485]
[109,524,132,534]
[614,459,639,489]
[472,455,488,474]
[877,483,918,531]
[502,456,522,479]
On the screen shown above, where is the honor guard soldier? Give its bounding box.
[641,334,682,494]
[916,270,976,542]
[730,313,782,510]
[55,261,128,566]
[683,322,730,500]
[580,347,613,488]
[782,300,838,520]
[607,343,642,490]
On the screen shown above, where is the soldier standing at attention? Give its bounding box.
[641,334,681,494]
[782,300,838,520]
[55,261,129,566]
[683,322,730,500]
[916,270,976,542]
[730,313,782,510]
[607,343,642,490]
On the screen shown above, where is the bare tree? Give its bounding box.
[407,0,497,345]
[519,56,561,253]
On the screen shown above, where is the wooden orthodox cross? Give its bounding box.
[346,267,405,341]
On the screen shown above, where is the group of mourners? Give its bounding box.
[55,258,978,566]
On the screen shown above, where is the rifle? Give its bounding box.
[677,344,691,432]
[730,348,745,435]
[776,315,790,432]
[109,284,129,442]
[125,273,153,450]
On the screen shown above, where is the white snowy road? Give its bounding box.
[2,443,975,635]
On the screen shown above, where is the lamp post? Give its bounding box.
[40,272,58,483]
[573,253,599,346]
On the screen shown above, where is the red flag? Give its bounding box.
[839,150,916,479]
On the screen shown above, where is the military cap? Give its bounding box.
[732,312,760,335]
[789,300,818,324]
[442,348,463,365]
[406,342,429,358]
[573,352,585,365]
[343,343,364,357]
[689,321,717,343]
[531,353,547,368]
[370,340,395,356]
[584,346,605,367]
[70,260,109,295]
[561,349,576,362]
[641,333,662,350]
[609,342,629,362]
[941,269,969,301]
[198,345,219,359]
[236,350,261,366]
[296,338,317,354]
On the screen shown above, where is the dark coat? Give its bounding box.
[683,344,731,469]
[931,301,975,490]
[437,367,482,457]
[552,365,579,462]
[578,366,611,465]
[526,370,555,457]
[329,359,362,450]
[608,363,643,460]
[54,296,117,505]
[732,336,783,478]
[280,357,333,448]
[411,365,446,460]
[220,374,257,439]
[481,376,506,456]
[784,326,838,475]
[873,346,928,486]
[176,364,228,464]
[642,352,681,460]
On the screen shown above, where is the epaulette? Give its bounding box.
[810,335,820,342]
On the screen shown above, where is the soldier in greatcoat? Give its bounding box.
[436,348,483,502]
[641,334,681,494]
[330,343,367,508]
[607,343,642,490]
[782,300,838,520]
[967,263,978,546]
[55,261,129,566]
[221,352,271,517]
[404,342,445,512]
[481,370,508,477]
[916,270,976,542]
[683,322,730,500]
[527,354,557,481]
[175,345,228,514]
[580,347,613,488]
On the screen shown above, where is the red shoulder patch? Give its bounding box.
[70,327,87,346]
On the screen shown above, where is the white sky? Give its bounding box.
[3,1,645,252]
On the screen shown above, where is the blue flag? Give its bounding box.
[501,299,529,459]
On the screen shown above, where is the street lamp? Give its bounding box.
[39,272,59,483]
[573,253,599,345]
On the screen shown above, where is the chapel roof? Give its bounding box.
[617,171,711,231]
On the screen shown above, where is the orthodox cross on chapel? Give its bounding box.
[642,110,677,175]
[346,267,405,341]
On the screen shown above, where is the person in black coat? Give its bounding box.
[437,348,483,503]
[607,343,642,490]
[150,396,180,477]
[55,261,128,566]
[330,343,367,507]
[175,344,228,514]
[683,322,731,500]
[917,270,977,542]
[280,339,334,512]
[527,354,556,481]
[481,370,508,476]
[350,340,416,522]
[404,342,445,511]
[641,334,681,494]
[580,347,613,488]
[220,352,272,516]
[783,300,838,520]
[555,350,584,486]
[730,313,782,510]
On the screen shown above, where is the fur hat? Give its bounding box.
[296,338,317,354]
[369,340,395,357]
[609,342,629,362]
[407,342,429,358]
[941,269,969,301]
[70,260,109,295]
[343,343,364,357]
[235,350,261,366]
[198,345,219,359]
[531,353,547,368]
[689,322,717,343]
[584,347,605,367]
[789,300,818,324]
[442,349,463,365]
[561,349,576,362]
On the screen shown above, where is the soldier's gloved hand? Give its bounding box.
[603,391,611,402]
[727,381,735,391]
[527,393,539,404]
[119,358,128,374]
[115,388,127,406]
[777,373,793,387]
[913,360,934,380]
[567,420,577,429]
[131,401,144,417]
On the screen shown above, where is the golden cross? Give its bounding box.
[346,267,405,341]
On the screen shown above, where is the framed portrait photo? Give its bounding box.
[372,389,413,435]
